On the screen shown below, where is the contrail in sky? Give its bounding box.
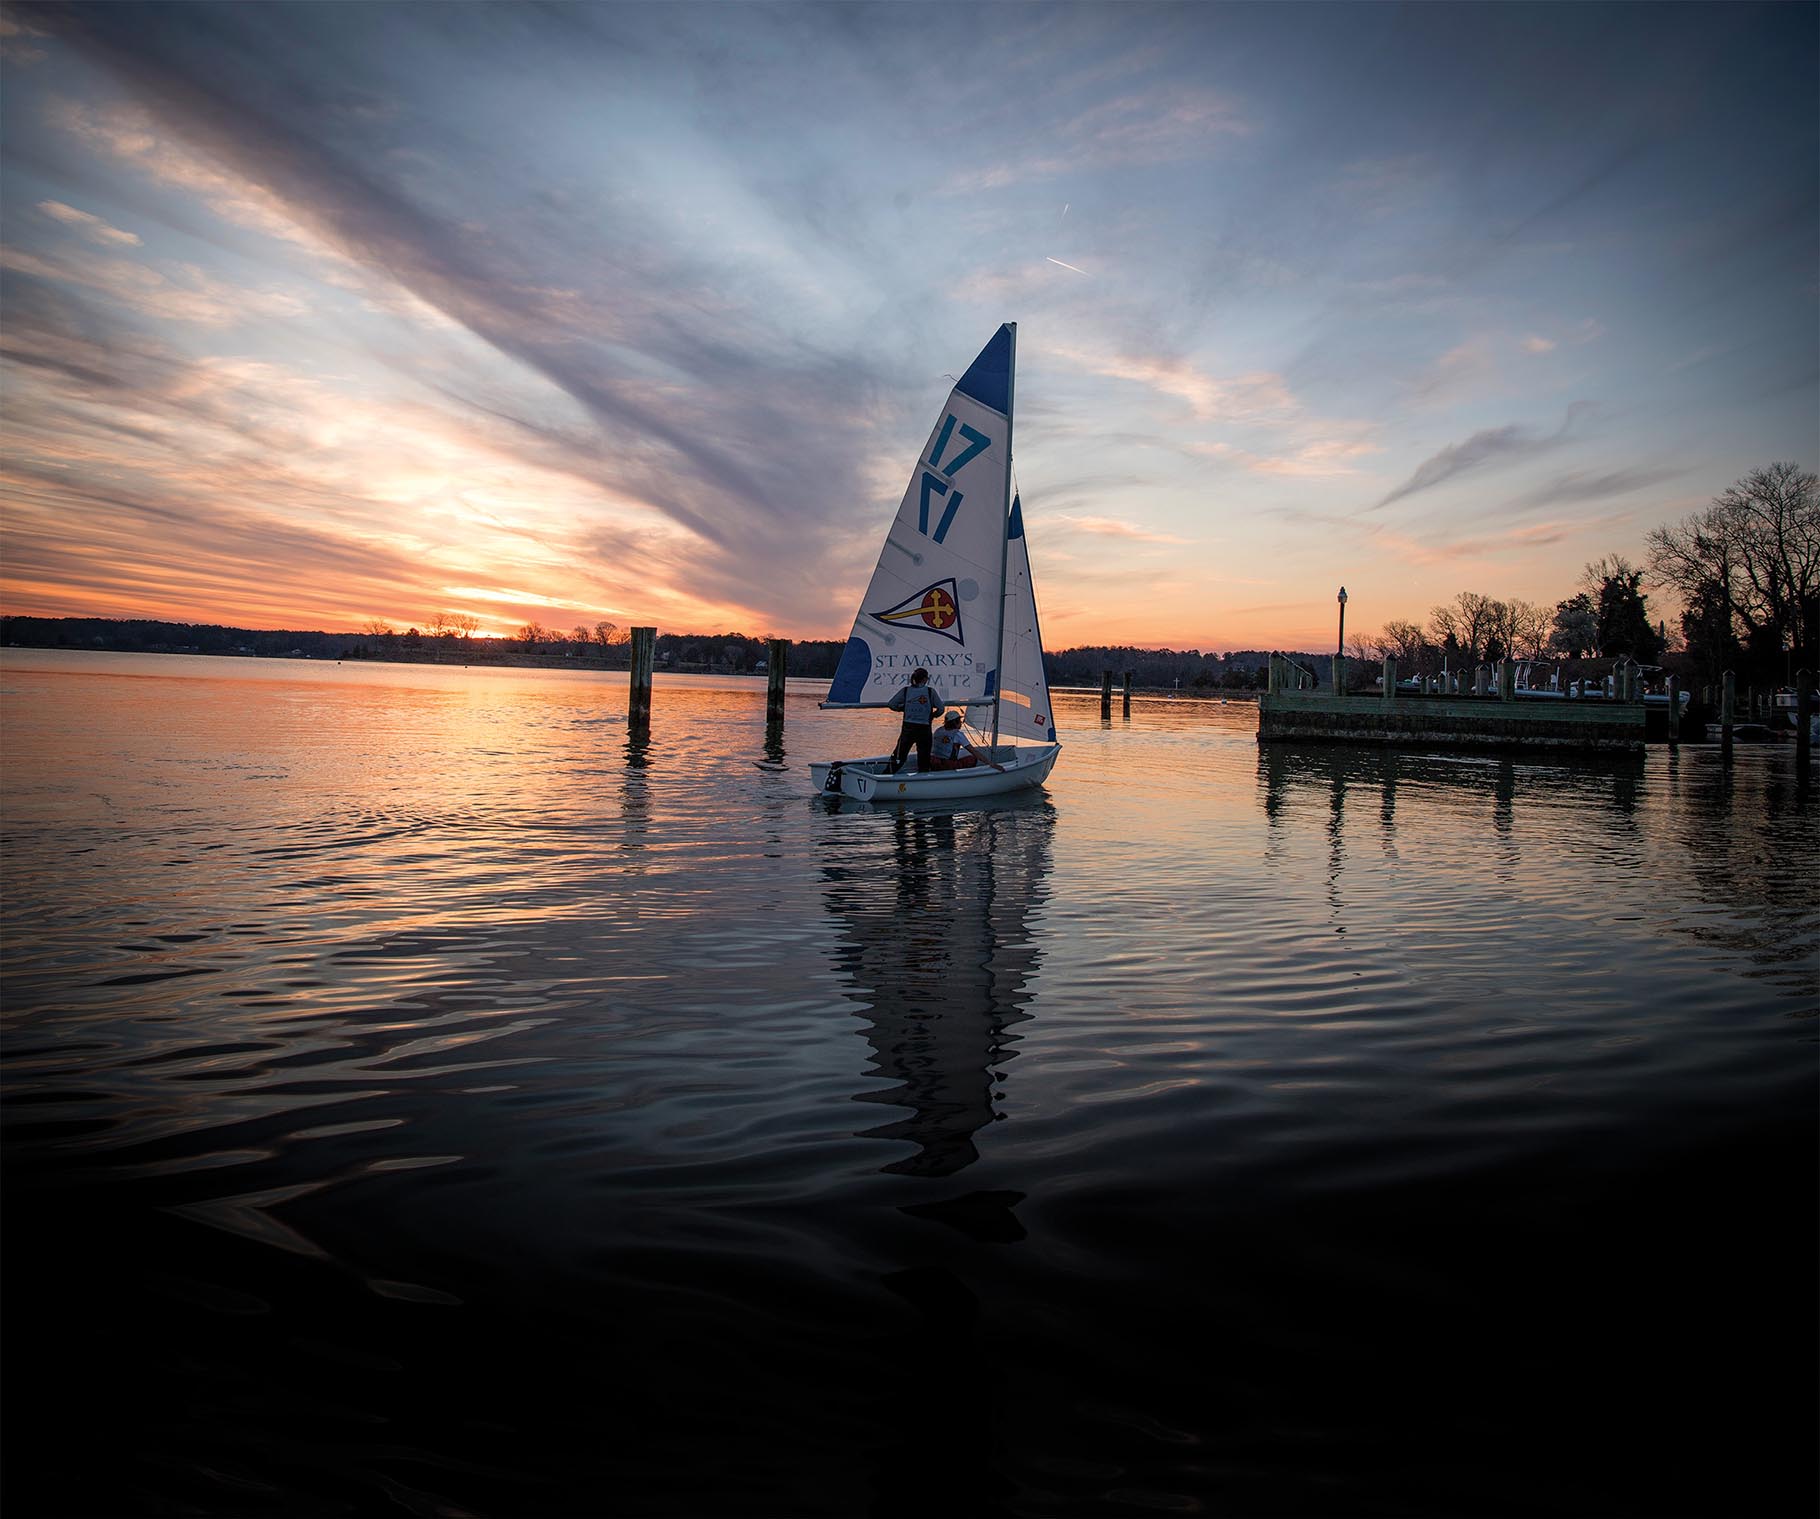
[1046,256,1088,274]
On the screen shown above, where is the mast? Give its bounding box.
[989,322,1016,760]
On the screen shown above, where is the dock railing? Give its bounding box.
[1267,653,1318,694]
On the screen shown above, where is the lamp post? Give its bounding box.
[1336,586,1348,690]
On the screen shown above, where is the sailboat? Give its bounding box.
[810,323,1061,801]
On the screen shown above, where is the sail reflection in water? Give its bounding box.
[821,798,1053,1178]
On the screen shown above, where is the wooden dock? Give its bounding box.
[1258,655,1646,752]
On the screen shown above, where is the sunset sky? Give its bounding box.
[2,2,1815,651]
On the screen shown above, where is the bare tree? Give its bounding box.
[362,617,394,637]
[427,611,478,642]
[516,622,547,648]
[1429,591,1498,663]
[1377,619,1431,670]
[592,621,625,648]
[1647,462,1819,670]
[1489,597,1551,659]
[1580,553,1639,598]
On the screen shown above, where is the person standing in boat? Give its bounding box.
[930,710,980,770]
[888,667,945,772]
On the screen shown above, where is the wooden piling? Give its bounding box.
[1666,675,1679,747]
[1720,669,1735,754]
[1797,671,1812,772]
[1474,665,1489,698]
[766,638,788,723]
[1332,653,1347,693]
[629,625,655,730]
[1498,658,1516,702]
[1122,670,1133,718]
[1101,669,1113,718]
[1382,655,1398,700]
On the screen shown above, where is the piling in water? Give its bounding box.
[1123,670,1133,718]
[1666,675,1679,748]
[1382,655,1398,701]
[1797,671,1812,772]
[1720,669,1735,756]
[766,638,788,724]
[629,626,655,731]
[1101,670,1113,719]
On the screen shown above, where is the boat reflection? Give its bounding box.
[819,796,1055,1178]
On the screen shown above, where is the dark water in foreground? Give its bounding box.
[3,651,1815,1517]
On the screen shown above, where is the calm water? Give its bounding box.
[3,650,1814,1517]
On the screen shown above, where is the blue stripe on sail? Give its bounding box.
[828,636,872,703]
[954,324,1012,416]
[983,667,998,698]
[1008,496,1024,540]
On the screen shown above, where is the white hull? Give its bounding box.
[810,744,1060,802]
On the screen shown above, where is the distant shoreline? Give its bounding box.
[5,644,1266,699]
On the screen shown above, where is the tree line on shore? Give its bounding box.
[0,613,1286,688]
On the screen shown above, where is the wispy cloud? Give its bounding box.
[1056,514,1187,544]
[1371,405,1592,511]
[16,2,911,632]
[1049,343,1297,423]
[949,85,1250,190]
[0,244,306,326]
[37,200,140,246]
[1191,436,1381,477]
[1505,466,1683,512]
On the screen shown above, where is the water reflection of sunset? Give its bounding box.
[4,651,1814,1517]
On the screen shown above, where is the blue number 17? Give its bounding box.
[918,471,964,544]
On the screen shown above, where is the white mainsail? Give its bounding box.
[825,325,1016,719]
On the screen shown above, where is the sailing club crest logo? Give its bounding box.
[867,578,964,645]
